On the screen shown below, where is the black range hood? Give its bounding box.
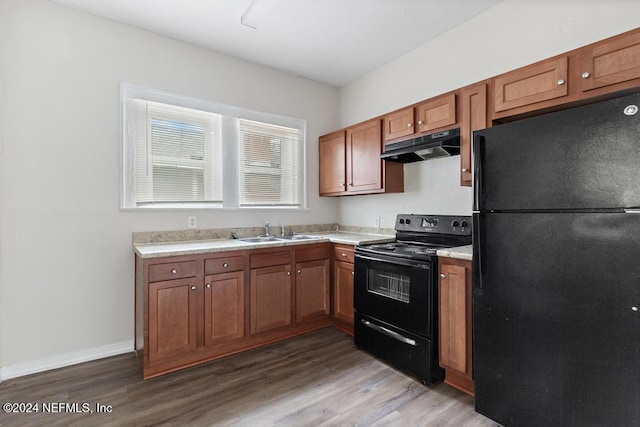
[381,128,460,163]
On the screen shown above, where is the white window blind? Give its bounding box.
[133,101,222,205]
[121,83,306,210]
[239,119,302,207]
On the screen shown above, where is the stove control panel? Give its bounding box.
[396,214,472,235]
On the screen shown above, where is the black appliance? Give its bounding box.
[473,93,640,426]
[354,214,472,385]
[381,128,460,163]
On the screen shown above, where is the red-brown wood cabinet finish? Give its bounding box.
[438,257,473,396]
[135,243,332,379]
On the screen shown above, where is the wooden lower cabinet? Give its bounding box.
[438,257,473,396]
[148,277,198,363]
[204,270,244,346]
[331,244,355,335]
[136,244,332,379]
[295,259,330,322]
[250,264,292,334]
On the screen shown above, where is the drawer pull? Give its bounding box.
[581,71,590,79]
[557,79,565,85]
[171,269,177,274]
[223,263,229,268]
[341,253,347,257]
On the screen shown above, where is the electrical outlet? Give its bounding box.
[374,216,380,228]
[188,216,197,229]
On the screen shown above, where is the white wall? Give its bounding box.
[338,0,640,228]
[0,0,339,374]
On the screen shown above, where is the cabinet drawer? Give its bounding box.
[205,255,245,274]
[148,260,199,282]
[250,250,291,269]
[296,245,330,263]
[332,246,355,264]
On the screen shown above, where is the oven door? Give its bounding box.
[354,252,434,337]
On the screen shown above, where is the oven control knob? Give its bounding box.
[405,219,411,224]
[399,218,405,224]
[451,220,460,228]
[461,220,469,228]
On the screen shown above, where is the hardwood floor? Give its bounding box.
[0,328,500,426]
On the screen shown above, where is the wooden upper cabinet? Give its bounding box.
[577,30,640,93]
[460,83,487,187]
[383,107,415,141]
[319,131,346,195]
[494,56,569,113]
[417,93,457,133]
[346,119,383,193]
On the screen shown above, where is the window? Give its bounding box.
[121,84,306,209]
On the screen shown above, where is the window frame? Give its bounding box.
[120,83,308,211]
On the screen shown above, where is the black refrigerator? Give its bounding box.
[472,92,640,427]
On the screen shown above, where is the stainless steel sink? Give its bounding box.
[238,236,281,243]
[275,235,317,240]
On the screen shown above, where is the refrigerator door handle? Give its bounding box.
[473,134,485,211]
[473,214,483,289]
[624,209,640,214]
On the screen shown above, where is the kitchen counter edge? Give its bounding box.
[436,245,472,261]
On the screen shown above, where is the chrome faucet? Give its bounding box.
[281,225,286,236]
[264,220,270,237]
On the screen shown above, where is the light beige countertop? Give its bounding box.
[437,245,473,261]
[134,231,395,259]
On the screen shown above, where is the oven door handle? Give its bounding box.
[354,254,431,270]
[361,319,417,346]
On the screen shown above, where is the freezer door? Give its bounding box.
[473,212,640,427]
[473,92,640,211]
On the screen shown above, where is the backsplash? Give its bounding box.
[132,223,395,244]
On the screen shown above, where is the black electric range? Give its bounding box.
[353,214,471,385]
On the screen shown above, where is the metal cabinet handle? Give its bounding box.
[341,253,347,257]
[297,270,301,274]
[191,286,197,290]
[171,269,177,274]
[223,263,228,268]
[557,79,565,85]
[581,72,590,79]
[417,120,423,125]
[287,271,291,276]
[440,273,446,278]
[462,168,468,172]
[206,283,211,289]
[352,271,355,275]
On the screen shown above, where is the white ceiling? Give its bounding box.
[49,0,502,87]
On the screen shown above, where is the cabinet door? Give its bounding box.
[333,260,354,325]
[204,271,245,346]
[417,93,457,133]
[250,264,292,334]
[319,131,346,195]
[148,278,198,362]
[439,262,471,376]
[383,107,414,141]
[460,83,487,187]
[577,31,640,93]
[346,119,383,193]
[295,259,330,322]
[494,56,568,113]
